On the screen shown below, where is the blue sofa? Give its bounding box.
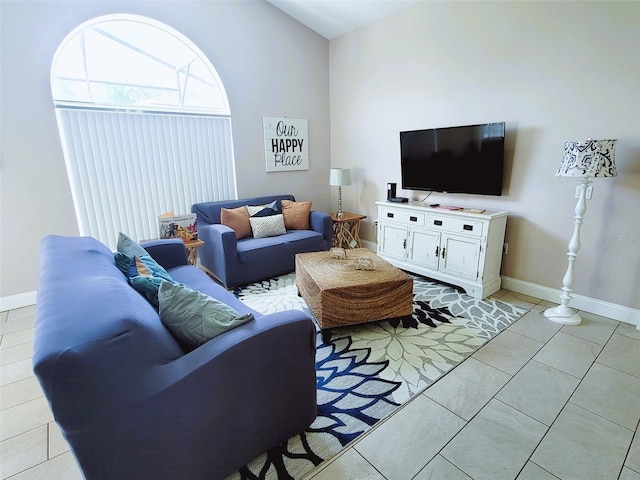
[192,194,332,288]
[33,235,317,480]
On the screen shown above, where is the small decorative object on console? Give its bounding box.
[330,247,346,260]
[353,257,374,271]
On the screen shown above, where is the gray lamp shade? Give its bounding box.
[556,139,617,178]
[329,168,352,186]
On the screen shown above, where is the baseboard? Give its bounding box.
[0,291,37,312]
[361,239,377,251]
[365,241,638,327]
[501,276,640,328]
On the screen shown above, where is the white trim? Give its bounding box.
[361,239,377,251]
[501,276,640,328]
[0,291,37,312]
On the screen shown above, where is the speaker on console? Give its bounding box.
[387,183,397,201]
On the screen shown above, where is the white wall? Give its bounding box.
[330,1,640,309]
[0,0,330,299]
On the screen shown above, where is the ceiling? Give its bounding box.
[266,0,421,40]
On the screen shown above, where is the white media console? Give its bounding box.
[375,201,508,298]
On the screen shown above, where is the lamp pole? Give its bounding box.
[544,177,591,325]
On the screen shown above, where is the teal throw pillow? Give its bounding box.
[117,232,148,258]
[114,252,173,307]
[158,282,254,349]
[130,276,167,308]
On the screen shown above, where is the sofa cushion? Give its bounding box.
[158,282,254,349]
[221,206,251,239]
[281,200,312,230]
[249,214,286,239]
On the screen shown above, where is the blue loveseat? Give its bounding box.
[192,194,332,288]
[33,235,317,480]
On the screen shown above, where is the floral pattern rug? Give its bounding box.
[227,273,527,479]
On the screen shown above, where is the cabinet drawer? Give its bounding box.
[380,208,425,227]
[426,215,483,237]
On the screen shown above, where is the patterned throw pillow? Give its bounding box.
[281,200,312,230]
[158,282,254,349]
[249,214,286,238]
[246,200,281,217]
[220,206,251,239]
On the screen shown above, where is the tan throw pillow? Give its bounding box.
[220,206,251,239]
[281,200,312,230]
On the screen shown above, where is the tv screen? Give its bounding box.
[400,122,505,196]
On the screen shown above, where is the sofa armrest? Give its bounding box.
[310,211,332,246]
[151,311,317,476]
[45,309,317,480]
[140,239,189,270]
[197,223,239,283]
[66,310,317,479]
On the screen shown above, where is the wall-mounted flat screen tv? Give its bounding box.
[400,122,505,196]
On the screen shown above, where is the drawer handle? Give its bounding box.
[409,216,418,222]
[387,212,394,218]
[434,220,443,226]
[463,224,474,231]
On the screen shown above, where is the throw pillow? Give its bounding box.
[246,200,281,217]
[127,254,173,281]
[158,282,254,349]
[249,214,286,239]
[114,252,173,307]
[116,232,148,258]
[281,200,312,230]
[129,276,167,308]
[220,206,251,239]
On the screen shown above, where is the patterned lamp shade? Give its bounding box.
[556,139,617,178]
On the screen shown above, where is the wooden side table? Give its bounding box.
[330,212,367,249]
[183,238,205,266]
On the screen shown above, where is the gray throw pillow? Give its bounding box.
[158,282,254,348]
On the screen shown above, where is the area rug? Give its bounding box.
[227,273,528,480]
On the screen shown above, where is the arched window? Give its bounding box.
[52,14,236,249]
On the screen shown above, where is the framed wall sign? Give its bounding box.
[263,117,309,172]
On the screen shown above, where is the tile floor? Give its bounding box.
[1,291,639,480]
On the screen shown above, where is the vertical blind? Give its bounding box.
[56,107,236,249]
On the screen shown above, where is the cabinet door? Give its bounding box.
[407,229,440,269]
[440,233,481,280]
[378,223,407,260]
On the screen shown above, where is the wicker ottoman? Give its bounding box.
[295,248,413,329]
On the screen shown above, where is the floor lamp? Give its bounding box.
[544,139,617,325]
[329,168,351,217]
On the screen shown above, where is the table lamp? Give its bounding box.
[544,138,617,325]
[329,168,351,217]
